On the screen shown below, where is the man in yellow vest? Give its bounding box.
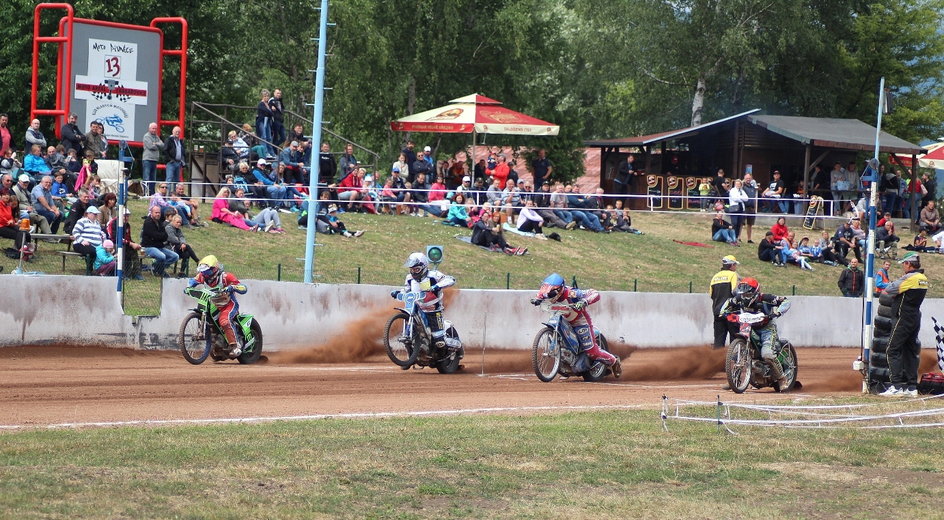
[879,252,929,397]
[710,255,740,349]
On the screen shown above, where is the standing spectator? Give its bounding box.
[318,142,337,185]
[24,119,47,152]
[268,88,285,146]
[93,239,117,276]
[727,178,750,241]
[60,112,84,157]
[762,170,787,213]
[880,252,929,397]
[490,155,510,188]
[141,204,180,278]
[165,213,200,276]
[401,140,417,168]
[141,122,162,195]
[255,89,275,155]
[837,258,864,297]
[411,150,432,185]
[84,121,108,158]
[874,259,892,296]
[529,148,554,191]
[163,125,186,189]
[614,153,638,201]
[829,162,848,215]
[0,113,11,155]
[711,168,729,203]
[70,205,105,272]
[811,164,830,200]
[711,211,737,245]
[709,255,739,349]
[337,144,358,182]
[741,173,759,243]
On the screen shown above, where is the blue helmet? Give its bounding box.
[538,273,566,301]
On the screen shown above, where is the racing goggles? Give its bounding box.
[538,283,562,301]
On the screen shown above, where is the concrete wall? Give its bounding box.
[1,276,941,350]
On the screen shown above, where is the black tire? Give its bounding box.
[873,315,893,333]
[725,338,752,394]
[436,327,462,374]
[179,311,212,365]
[582,334,611,382]
[237,319,264,365]
[878,293,895,307]
[870,351,888,368]
[877,305,894,318]
[531,328,561,382]
[869,366,891,382]
[872,336,889,353]
[774,343,798,392]
[384,313,419,367]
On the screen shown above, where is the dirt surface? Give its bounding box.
[0,344,909,429]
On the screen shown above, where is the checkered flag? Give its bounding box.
[932,317,944,373]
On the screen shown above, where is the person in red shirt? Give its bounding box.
[490,155,510,188]
[770,216,789,242]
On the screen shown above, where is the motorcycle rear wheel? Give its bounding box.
[582,334,610,382]
[237,319,264,365]
[179,311,212,365]
[435,327,462,374]
[725,338,751,394]
[384,313,419,367]
[774,343,798,392]
[532,328,562,382]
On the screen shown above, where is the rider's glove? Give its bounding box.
[390,290,401,299]
[529,297,542,306]
[225,285,235,294]
[571,299,587,311]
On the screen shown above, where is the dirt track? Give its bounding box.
[0,344,909,429]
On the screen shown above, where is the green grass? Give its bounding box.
[0,410,941,519]
[5,197,938,316]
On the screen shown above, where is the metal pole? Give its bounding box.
[505,272,510,290]
[116,168,126,293]
[277,263,282,281]
[862,77,885,393]
[303,0,330,284]
[357,266,361,284]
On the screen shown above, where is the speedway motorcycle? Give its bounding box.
[531,300,617,382]
[384,289,464,373]
[724,300,797,393]
[178,285,263,365]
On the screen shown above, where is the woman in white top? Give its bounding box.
[516,199,547,239]
[728,179,750,241]
[391,153,410,181]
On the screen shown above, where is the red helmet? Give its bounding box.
[733,277,759,307]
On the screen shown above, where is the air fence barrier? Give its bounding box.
[3,275,944,352]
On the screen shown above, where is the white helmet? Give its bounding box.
[404,252,429,280]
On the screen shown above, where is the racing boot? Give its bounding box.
[767,359,789,391]
[230,338,243,358]
[611,357,622,378]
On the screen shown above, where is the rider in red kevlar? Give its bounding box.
[531,273,622,377]
[188,254,248,357]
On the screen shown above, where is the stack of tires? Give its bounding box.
[870,292,918,393]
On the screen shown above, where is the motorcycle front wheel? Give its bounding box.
[384,313,419,367]
[237,319,264,365]
[725,338,752,393]
[179,311,212,365]
[774,343,798,392]
[532,328,562,382]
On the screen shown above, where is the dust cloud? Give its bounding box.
[625,346,725,381]
[269,308,388,364]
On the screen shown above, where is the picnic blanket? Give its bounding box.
[673,239,711,248]
[454,234,501,253]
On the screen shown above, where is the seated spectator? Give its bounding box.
[85,174,102,202]
[388,167,412,215]
[711,211,737,245]
[12,173,52,234]
[227,130,249,159]
[815,230,847,266]
[875,220,900,259]
[378,176,397,215]
[317,203,365,237]
[876,211,893,228]
[549,182,576,230]
[471,206,525,255]
[906,229,938,253]
[779,231,813,270]
[919,200,940,233]
[614,207,643,234]
[149,182,171,213]
[516,199,547,239]
[837,258,864,297]
[51,170,69,201]
[251,159,289,210]
[165,213,200,276]
[107,207,144,280]
[46,145,66,172]
[410,171,438,217]
[22,144,50,179]
[220,139,240,175]
[0,188,28,248]
[531,183,567,229]
[442,192,470,227]
[62,188,91,234]
[796,236,822,263]
[564,184,605,232]
[230,187,284,233]
[140,204,180,278]
[97,192,118,228]
[211,187,256,231]
[30,174,62,233]
[338,167,376,214]
[279,141,306,184]
[93,239,117,276]
[74,150,97,190]
[485,177,504,207]
[173,183,203,225]
[1,150,23,178]
[833,220,861,262]
[770,216,789,242]
[70,205,105,270]
[757,231,780,264]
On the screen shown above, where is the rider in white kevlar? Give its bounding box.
[390,252,456,349]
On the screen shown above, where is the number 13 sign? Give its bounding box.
[104,55,121,78]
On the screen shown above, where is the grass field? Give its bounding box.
[3,196,939,316]
[0,409,941,519]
